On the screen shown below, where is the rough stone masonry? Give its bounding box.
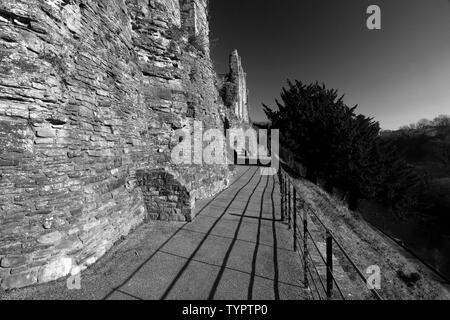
[0,0,249,290]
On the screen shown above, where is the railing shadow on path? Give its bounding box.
[205,174,267,299]
[102,166,254,300]
[160,168,261,300]
[103,165,300,301]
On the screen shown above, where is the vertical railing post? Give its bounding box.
[293,189,297,252]
[284,178,287,222]
[280,173,286,221]
[326,230,333,299]
[303,205,308,288]
[288,180,291,229]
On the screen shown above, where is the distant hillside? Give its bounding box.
[381,123,450,224]
[381,125,450,177]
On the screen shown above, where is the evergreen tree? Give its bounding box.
[264,80,425,212]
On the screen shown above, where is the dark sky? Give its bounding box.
[209,0,450,130]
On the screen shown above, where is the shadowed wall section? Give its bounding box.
[137,169,194,222]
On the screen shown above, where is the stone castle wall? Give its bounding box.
[0,0,239,289]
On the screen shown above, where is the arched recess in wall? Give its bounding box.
[136,169,194,222]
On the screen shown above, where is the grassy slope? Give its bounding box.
[293,177,450,300]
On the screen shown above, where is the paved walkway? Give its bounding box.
[0,166,310,300]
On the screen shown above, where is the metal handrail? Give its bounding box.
[279,170,383,300]
[305,230,346,299]
[330,233,383,300]
[295,232,328,298]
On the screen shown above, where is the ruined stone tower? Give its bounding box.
[0,0,244,289]
[219,50,250,123]
[229,50,249,123]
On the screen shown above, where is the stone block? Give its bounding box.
[1,269,38,290]
[38,257,72,283]
[0,267,11,279]
[0,255,29,268]
[35,128,56,138]
[55,235,83,252]
[34,138,54,144]
[37,231,63,245]
[0,159,19,166]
